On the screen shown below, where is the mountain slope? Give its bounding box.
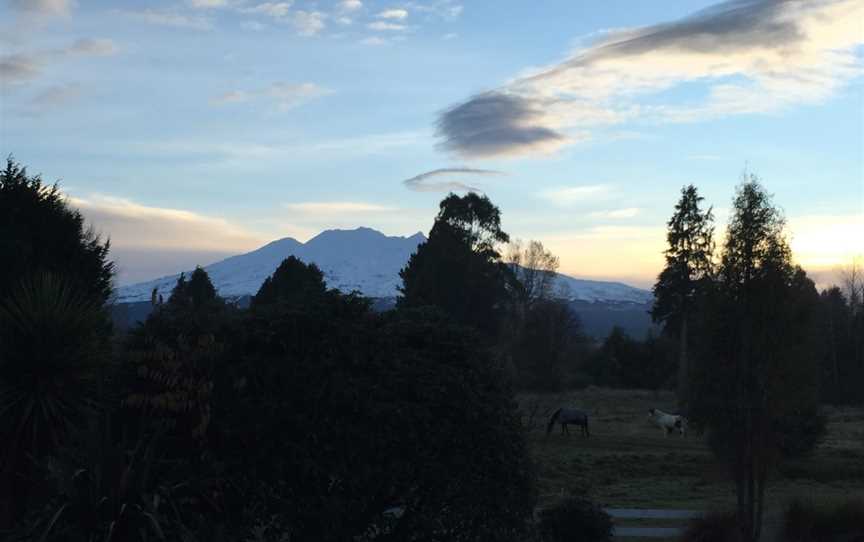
[117,227,652,305]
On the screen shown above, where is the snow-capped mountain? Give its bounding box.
[116,227,652,305]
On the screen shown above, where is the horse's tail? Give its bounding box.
[547,408,561,436]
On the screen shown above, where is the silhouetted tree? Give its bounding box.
[0,158,113,304]
[251,255,327,309]
[0,159,115,528]
[652,184,714,413]
[505,239,560,312]
[398,193,512,340]
[690,178,823,542]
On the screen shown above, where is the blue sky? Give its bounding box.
[2,0,862,287]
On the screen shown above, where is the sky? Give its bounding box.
[1,0,862,288]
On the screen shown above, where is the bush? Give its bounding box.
[679,511,740,542]
[772,409,827,457]
[537,497,612,542]
[781,498,864,542]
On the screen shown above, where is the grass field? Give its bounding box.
[518,388,864,539]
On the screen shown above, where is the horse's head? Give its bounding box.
[647,408,656,417]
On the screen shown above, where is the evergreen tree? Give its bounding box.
[0,158,114,305]
[398,193,512,339]
[691,178,823,542]
[652,184,714,412]
[251,256,327,308]
[0,159,115,528]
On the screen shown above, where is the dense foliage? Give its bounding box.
[4,165,538,541]
[536,497,612,542]
[0,158,113,304]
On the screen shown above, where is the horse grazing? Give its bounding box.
[648,407,687,437]
[547,407,590,437]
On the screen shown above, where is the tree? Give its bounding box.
[398,193,512,339]
[0,158,113,305]
[251,255,327,309]
[691,178,823,542]
[652,184,714,413]
[216,294,536,541]
[0,159,115,528]
[505,239,560,312]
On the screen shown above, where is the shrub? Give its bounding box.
[537,497,612,542]
[781,498,864,542]
[679,511,740,542]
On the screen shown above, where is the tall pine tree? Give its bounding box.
[652,184,714,412]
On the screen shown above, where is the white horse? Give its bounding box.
[648,408,687,437]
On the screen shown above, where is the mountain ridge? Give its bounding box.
[116,227,653,305]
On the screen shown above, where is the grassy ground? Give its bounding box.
[519,388,864,540]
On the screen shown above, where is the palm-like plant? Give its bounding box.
[0,273,110,526]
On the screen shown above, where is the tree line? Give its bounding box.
[1,158,859,542]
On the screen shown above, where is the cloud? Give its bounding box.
[1,38,117,85]
[339,0,363,11]
[67,38,117,56]
[187,0,230,7]
[437,91,572,158]
[360,36,388,46]
[438,0,864,158]
[291,10,325,35]
[240,2,292,18]
[368,21,406,31]
[71,194,270,286]
[241,20,267,31]
[29,83,82,110]
[588,207,640,219]
[71,195,264,253]
[402,167,502,192]
[378,8,408,19]
[212,82,331,110]
[538,185,612,205]
[283,201,396,214]
[126,9,213,30]
[8,0,73,17]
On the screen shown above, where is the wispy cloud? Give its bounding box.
[8,0,73,17]
[378,8,408,20]
[72,194,264,252]
[125,9,214,30]
[437,0,864,158]
[589,207,640,219]
[368,21,406,31]
[28,83,82,111]
[211,82,332,110]
[283,201,397,214]
[240,2,292,18]
[339,0,363,12]
[402,167,502,192]
[187,0,231,8]
[1,38,117,85]
[293,10,326,35]
[538,185,612,205]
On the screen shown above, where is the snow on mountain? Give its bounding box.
[553,274,653,304]
[117,227,424,303]
[116,227,652,305]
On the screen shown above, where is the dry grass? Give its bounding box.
[520,388,864,540]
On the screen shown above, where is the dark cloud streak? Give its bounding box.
[402,167,502,192]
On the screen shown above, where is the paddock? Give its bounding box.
[520,387,864,541]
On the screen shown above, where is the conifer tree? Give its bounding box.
[652,184,714,412]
